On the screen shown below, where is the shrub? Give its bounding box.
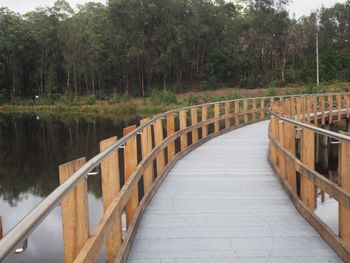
[109,92,130,104]
[266,87,277,97]
[149,89,177,104]
[185,95,199,105]
[0,90,7,104]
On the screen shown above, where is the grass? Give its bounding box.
[0,82,349,121]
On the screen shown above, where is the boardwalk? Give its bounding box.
[127,121,342,263]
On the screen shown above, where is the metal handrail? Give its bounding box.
[0,91,347,261]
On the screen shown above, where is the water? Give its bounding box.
[0,113,137,262]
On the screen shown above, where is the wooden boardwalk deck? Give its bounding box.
[127,121,342,263]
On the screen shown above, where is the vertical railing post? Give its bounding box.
[339,132,350,245]
[321,96,325,126]
[313,96,318,126]
[306,97,311,123]
[296,98,301,122]
[285,122,296,192]
[243,99,248,123]
[235,101,240,126]
[328,95,333,124]
[337,94,342,122]
[123,125,138,227]
[154,119,165,176]
[278,120,285,178]
[300,129,316,209]
[346,94,350,119]
[270,116,277,165]
[100,137,122,262]
[140,118,154,192]
[179,110,187,150]
[214,104,220,133]
[202,106,208,138]
[59,158,89,263]
[191,108,198,143]
[252,99,256,121]
[225,101,230,129]
[260,98,265,120]
[167,114,175,162]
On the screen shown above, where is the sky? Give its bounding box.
[0,0,347,18]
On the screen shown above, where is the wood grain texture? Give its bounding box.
[100,137,122,263]
[166,114,175,162]
[59,158,89,263]
[235,101,240,126]
[260,98,265,120]
[201,106,208,138]
[154,118,165,176]
[243,99,248,123]
[321,96,326,125]
[179,110,187,150]
[301,129,316,210]
[123,125,138,227]
[214,103,220,133]
[225,101,230,128]
[313,96,318,126]
[140,118,154,193]
[329,95,333,124]
[191,108,198,143]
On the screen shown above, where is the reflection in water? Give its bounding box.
[0,113,137,262]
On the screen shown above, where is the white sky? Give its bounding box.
[0,0,347,18]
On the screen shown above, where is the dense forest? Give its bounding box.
[0,0,350,100]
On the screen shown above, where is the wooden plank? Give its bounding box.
[202,106,208,138]
[191,108,198,143]
[260,98,265,120]
[154,119,165,176]
[214,104,220,133]
[329,95,333,124]
[284,122,296,193]
[166,114,175,162]
[301,97,306,122]
[278,121,286,179]
[123,125,138,227]
[100,137,122,263]
[235,101,240,126]
[140,118,154,193]
[337,95,342,122]
[296,98,301,122]
[225,101,230,129]
[301,128,316,210]
[179,110,188,150]
[313,96,318,126]
[243,99,248,123]
[252,99,256,121]
[339,133,350,246]
[59,158,89,263]
[270,117,277,165]
[306,97,312,123]
[346,94,350,119]
[321,96,326,126]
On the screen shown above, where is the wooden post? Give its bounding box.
[290,99,296,120]
[191,108,198,143]
[329,95,333,124]
[59,158,89,263]
[140,118,154,192]
[296,98,301,122]
[337,94,342,122]
[225,101,230,129]
[346,94,350,119]
[321,96,325,126]
[100,137,122,262]
[179,110,187,150]
[339,132,350,245]
[278,121,286,178]
[123,125,138,227]
[154,119,165,176]
[284,122,297,192]
[260,98,265,120]
[214,103,220,133]
[252,99,256,121]
[202,106,208,138]
[270,116,277,165]
[166,114,175,162]
[301,97,307,122]
[243,99,248,123]
[306,97,312,123]
[0,216,3,240]
[313,96,318,126]
[235,101,240,126]
[300,129,316,210]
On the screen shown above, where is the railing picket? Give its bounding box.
[123,125,138,227]
[260,98,265,120]
[214,104,220,133]
[141,118,154,193]
[321,96,325,126]
[191,108,198,143]
[339,132,350,245]
[154,119,165,176]
[166,114,175,162]
[235,101,240,126]
[100,137,122,262]
[337,94,342,122]
[202,106,208,138]
[313,96,318,126]
[179,110,188,150]
[328,95,333,124]
[243,99,248,123]
[59,158,89,263]
[300,129,316,209]
[346,94,350,119]
[284,122,296,192]
[225,101,230,128]
[252,99,256,121]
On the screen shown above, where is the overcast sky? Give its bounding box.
[0,0,347,18]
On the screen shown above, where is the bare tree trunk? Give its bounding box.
[281,55,286,83]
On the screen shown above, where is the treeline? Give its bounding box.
[1,0,350,100]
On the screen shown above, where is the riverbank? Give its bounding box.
[0,83,348,121]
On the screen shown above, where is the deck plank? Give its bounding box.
[127,121,342,263]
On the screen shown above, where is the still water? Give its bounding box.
[0,113,137,262]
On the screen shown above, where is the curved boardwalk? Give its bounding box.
[127,121,342,263]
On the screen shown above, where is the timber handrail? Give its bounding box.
[0,92,349,262]
[269,93,350,262]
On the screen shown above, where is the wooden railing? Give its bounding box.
[0,96,276,263]
[269,93,350,262]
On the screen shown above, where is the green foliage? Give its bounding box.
[108,93,130,104]
[149,90,177,105]
[185,95,199,105]
[266,87,277,97]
